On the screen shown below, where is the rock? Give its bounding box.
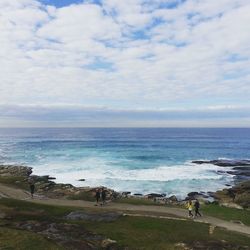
[211,180,250,208]
[168,195,178,202]
[133,193,143,196]
[48,176,56,180]
[0,165,32,177]
[66,211,122,222]
[192,159,250,167]
[146,193,165,199]
[193,160,250,185]
[187,192,199,197]
[101,239,117,248]
[78,179,85,181]
[14,221,108,249]
[164,195,179,205]
[121,192,131,197]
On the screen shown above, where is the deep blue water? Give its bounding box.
[0,128,249,197]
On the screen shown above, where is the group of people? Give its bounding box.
[187,199,202,218]
[95,187,107,206]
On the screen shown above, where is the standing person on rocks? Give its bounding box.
[95,188,101,206]
[101,188,106,206]
[187,200,194,218]
[194,199,202,217]
[28,176,35,199]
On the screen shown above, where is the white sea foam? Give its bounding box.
[31,157,234,197]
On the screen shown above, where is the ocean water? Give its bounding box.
[0,128,249,198]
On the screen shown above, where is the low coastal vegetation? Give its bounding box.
[1,164,250,249]
[1,198,250,250]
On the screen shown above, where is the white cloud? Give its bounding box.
[0,103,250,127]
[0,0,250,126]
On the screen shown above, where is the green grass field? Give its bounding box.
[1,198,250,249]
[202,204,250,226]
[82,216,250,249]
[0,227,63,250]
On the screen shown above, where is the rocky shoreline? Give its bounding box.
[0,160,249,208]
[192,159,250,183]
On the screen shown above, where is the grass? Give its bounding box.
[1,198,250,249]
[83,216,250,249]
[0,227,63,250]
[0,198,75,222]
[202,203,250,226]
[0,176,29,190]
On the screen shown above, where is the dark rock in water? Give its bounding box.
[193,160,250,184]
[48,176,56,180]
[227,171,250,176]
[192,159,250,167]
[121,191,131,197]
[187,192,199,197]
[192,160,210,164]
[133,193,143,196]
[147,193,165,198]
[66,211,122,222]
[78,179,85,181]
[233,166,250,171]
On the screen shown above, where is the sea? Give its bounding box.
[0,128,249,198]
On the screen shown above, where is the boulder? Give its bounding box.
[168,195,178,202]
[66,211,122,222]
[192,159,250,167]
[101,239,117,248]
[146,193,165,199]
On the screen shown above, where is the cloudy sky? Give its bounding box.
[0,0,250,127]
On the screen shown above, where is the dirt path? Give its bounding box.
[1,183,250,236]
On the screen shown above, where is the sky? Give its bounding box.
[0,0,250,127]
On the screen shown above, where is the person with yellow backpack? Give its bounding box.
[187,199,194,218]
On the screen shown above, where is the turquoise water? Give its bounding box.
[0,128,249,197]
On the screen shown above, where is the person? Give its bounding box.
[95,188,101,206]
[187,200,194,218]
[194,199,202,217]
[101,188,106,205]
[28,177,35,199]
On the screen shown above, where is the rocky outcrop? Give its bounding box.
[211,180,250,208]
[0,165,32,177]
[0,165,118,201]
[192,159,250,183]
[66,211,122,222]
[192,159,250,167]
[146,193,166,199]
[12,221,120,250]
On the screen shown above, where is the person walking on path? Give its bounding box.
[194,199,202,217]
[94,188,101,206]
[187,200,194,218]
[28,177,35,199]
[101,188,107,206]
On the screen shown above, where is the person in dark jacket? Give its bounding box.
[101,188,106,205]
[95,188,101,206]
[28,177,35,199]
[194,199,202,217]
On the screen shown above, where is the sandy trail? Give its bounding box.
[0,183,250,236]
